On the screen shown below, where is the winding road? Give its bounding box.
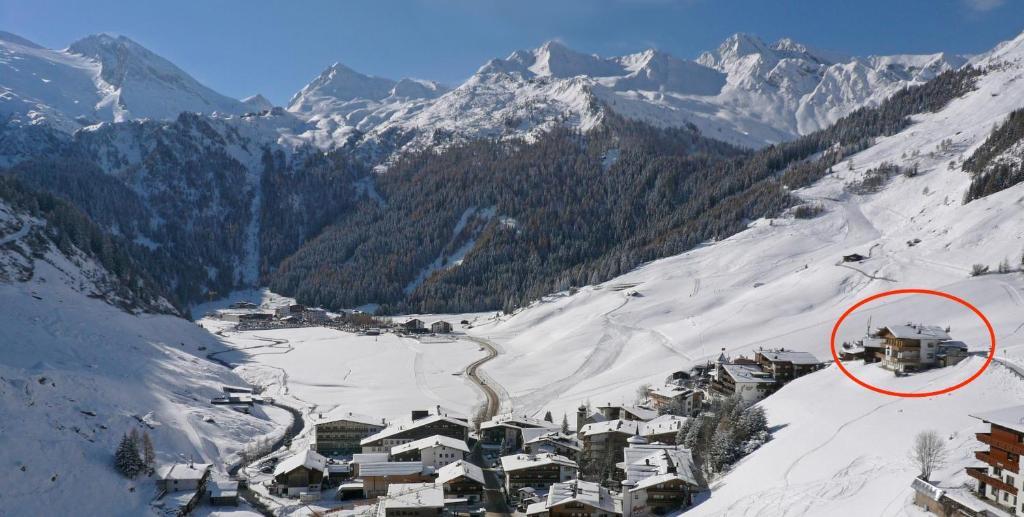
[461,334,505,420]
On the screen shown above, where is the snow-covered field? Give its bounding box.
[200,320,486,421]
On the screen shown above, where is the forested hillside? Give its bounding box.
[270,65,983,314]
[963,108,1024,201]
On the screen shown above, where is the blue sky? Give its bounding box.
[2,0,1022,105]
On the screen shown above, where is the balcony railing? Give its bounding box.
[975,450,1021,473]
[966,467,1019,495]
[978,433,1024,455]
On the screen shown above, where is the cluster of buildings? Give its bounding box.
[213,301,457,337]
[153,462,241,513]
[840,323,969,373]
[914,405,1024,517]
[703,348,825,403]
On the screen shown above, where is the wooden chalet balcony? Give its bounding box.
[978,433,1024,455]
[976,450,1020,473]
[967,467,1019,495]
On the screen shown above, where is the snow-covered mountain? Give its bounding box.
[456,30,1024,516]
[0,32,250,132]
[288,35,968,163]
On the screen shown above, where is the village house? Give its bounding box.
[270,449,328,497]
[595,404,659,422]
[711,362,775,402]
[576,404,609,432]
[526,479,622,517]
[618,435,701,517]
[390,435,470,468]
[481,414,560,452]
[967,406,1024,514]
[524,431,582,459]
[275,303,306,318]
[360,409,469,453]
[209,475,240,506]
[379,483,445,517]
[358,461,436,498]
[431,320,453,334]
[435,460,486,504]
[311,410,386,457]
[878,324,955,373]
[303,307,329,324]
[156,462,212,493]
[578,415,688,469]
[753,348,825,383]
[401,319,428,333]
[646,384,703,415]
[501,453,579,493]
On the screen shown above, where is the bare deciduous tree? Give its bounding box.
[910,430,947,481]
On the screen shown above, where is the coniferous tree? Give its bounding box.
[115,433,144,478]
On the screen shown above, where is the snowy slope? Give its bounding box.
[288,35,968,163]
[0,201,288,516]
[0,32,250,133]
[452,29,1024,514]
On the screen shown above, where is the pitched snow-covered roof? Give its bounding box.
[312,408,385,427]
[481,414,558,430]
[546,479,619,513]
[720,363,775,384]
[352,452,390,464]
[274,449,327,477]
[938,340,968,350]
[971,405,1024,434]
[757,350,822,365]
[361,414,468,445]
[524,431,581,451]
[621,444,699,489]
[500,452,578,472]
[382,483,444,509]
[648,384,696,399]
[882,324,951,341]
[579,415,688,438]
[390,435,469,456]
[436,460,485,485]
[358,461,433,477]
[156,463,211,482]
[596,404,659,421]
[911,478,944,502]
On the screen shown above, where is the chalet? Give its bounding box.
[358,461,435,498]
[839,342,866,361]
[595,404,659,422]
[380,483,445,517]
[843,253,868,262]
[861,336,886,363]
[967,406,1024,514]
[753,348,825,383]
[312,410,386,457]
[646,385,703,415]
[526,479,622,517]
[209,476,240,506]
[711,363,775,402]
[390,435,470,468]
[360,410,469,453]
[401,319,427,333]
[937,341,970,368]
[304,308,329,323]
[524,431,582,458]
[481,414,559,451]
[436,460,486,504]
[878,324,952,373]
[578,415,688,470]
[155,463,212,493]
[270,449,327,497]
[275,304,306,318]
[911,477,1015,517]
[431,320,453,334]
[350,452,390,476]
[618,435,701,517]
[501,453,579,492]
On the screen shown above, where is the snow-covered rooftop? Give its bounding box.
[756,349,822,365]
[882,324,951,341]
[579,414,688,438]
[500,452,578,472]
[720,363,775,384]
[382,483,444,509]
[435,460,485,485]
[156,463,211,482]
[621,443,699,490]
[358,461,432,477]
[312,408,385,427]
[546,479,619,513]
[595,403,659,421]
[390,434,469,456]
[971,405,1024,435]
[273,449,327,477]
[361,414,468,445]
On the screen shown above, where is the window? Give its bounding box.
[1007,475,1016,486]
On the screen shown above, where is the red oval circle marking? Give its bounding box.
[830,288,996,398]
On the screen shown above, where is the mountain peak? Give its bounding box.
[241,94,274,111]
[0,30,43,49]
